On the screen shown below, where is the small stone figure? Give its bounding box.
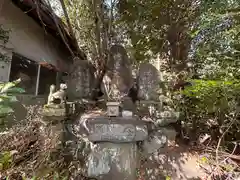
[47,83,67,107]
[42,83,68,120]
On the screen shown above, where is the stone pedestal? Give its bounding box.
[155,110,180,127]
[42,106,66,124]
[137,100,162,118]
[88,143,138,180]
[87,116,148,143]
[142,131,167,155]
[80,114,148,180]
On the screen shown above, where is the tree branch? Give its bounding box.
[46,0,75,57]
[58,0,79,54]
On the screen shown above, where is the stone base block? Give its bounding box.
[42,106,66,123]
[137,101,162,117]
[87,143,138,180]
[142,132,167,155]
[158,127,177,146]
[86,116,148,142]
[42,107,66,116]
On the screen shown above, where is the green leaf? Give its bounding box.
[30,176,37,180]
[0,95,18,103]
[0,104,14,115]
[0,151,12,170]
[0,79,21,93]
[5,87,25,94]
[166,176,171,180]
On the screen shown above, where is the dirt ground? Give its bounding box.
[139,144,207,180]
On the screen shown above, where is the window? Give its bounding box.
[38,64,57,95]
[9,52,63,95]
[9,53,38,94]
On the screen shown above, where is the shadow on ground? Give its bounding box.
[139,144,206,180]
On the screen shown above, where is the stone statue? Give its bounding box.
[47,84,56,105]
[101,45,134,101]
[47,83,67,107]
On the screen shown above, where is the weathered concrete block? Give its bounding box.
[42,106,66,117]
[106,102,120,117]
[155,111,180,126]
[87,143,138,180]
[86,117,148,142]
[137,63,161,101]
[42,106,66,123]
[142,132,167,155]
[158,127,177,146]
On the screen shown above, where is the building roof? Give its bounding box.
[11,0,86,60]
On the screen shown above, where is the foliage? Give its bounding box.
[0,151,12,171]
[62,0,97,60]
[0,25,10,44]
[181,80,240,113]
[190,0,240,79]
[175,79,240,143]
[61,0,116,67]
[0,79,25,116]
[116,0,201,68]
[0,25,11,63]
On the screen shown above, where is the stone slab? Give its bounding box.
[42,107,66,117]
[137,63,161,100]
[87,143,138,180]
[142,132,167,154]
[86,117,148,142]
[155,111,180,126]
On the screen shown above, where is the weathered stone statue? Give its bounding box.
[66,46,176,180]
[42,83,68,121]
[68,45,148,180]
[47,83,67,108]
[41,84,70,166]
[101,45,134,101]
[136,62,179,156]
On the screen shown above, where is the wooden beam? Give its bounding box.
[35,64,41,96]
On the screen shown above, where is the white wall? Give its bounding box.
[0,0,71,80]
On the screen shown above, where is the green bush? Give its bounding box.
[0,79,25,116]
[0,151,12,171]
[175,79,240,143]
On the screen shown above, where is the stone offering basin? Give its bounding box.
[85,116,148,143]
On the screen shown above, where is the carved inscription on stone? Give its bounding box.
[68,60,95,99]
[137,63,161,100]
[88,122,148,142]
[89,124,136,142]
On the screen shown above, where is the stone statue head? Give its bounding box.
[60,83,67,90]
